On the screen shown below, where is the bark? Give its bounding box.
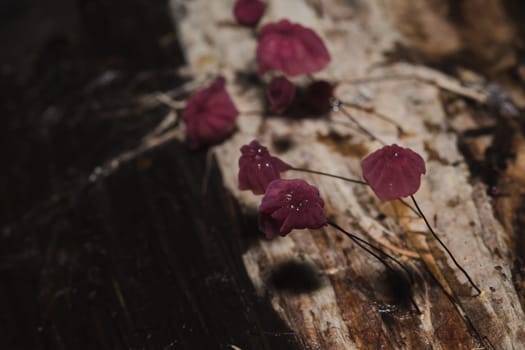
[172,0,525,348]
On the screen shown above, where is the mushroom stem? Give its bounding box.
[342,102,406,136]
[290,167,367,185]
[397,198,422,218]
[333,102,387,146]
[327,221,420,314]
[410,195,481,296]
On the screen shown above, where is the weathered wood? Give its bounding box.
[172,0,525,348]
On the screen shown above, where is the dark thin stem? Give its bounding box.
[341,74,421,86]
[328,221,414,284]
[342,102,405,135]
[340,74,483,103]
[410,195,481,296]
[336,104,387,146]
[398,198,422,218]
[291,167,367,185]
[426,268,490,349]
[327,221,420,313]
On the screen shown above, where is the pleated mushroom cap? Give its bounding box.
[301,80,334,115]
[266,76,296,114]
[256,20,330,77]
[258,179,327,239]
[361,144,426,201]
[182,77,239,149]
[233,0,265,27]
[238,140,292,195]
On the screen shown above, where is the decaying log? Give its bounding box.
[172,0,525,348]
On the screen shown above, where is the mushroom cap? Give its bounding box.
[182,77,239,149]
[233,0,266,27]
[301,80,335,115]
[361,144,426,201]
[266,76,296,114]
[256,20,331,77]
[238,140,292,195]
[258,179,327,238]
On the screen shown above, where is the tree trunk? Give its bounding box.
[5,1,525,349]
[172,0,525,348]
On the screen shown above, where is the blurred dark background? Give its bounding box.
[0,1,300,349]
[0,0,183,226]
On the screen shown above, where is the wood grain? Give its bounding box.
[172,0,525,348]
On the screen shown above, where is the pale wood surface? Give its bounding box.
[172,0,525,348]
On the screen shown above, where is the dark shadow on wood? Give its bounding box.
[269,259,324,294]
[0,1,302,349]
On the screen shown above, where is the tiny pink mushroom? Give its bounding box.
[238,140,292,195]
[361,144,426,201]
[182,77,239,149]
[258,179,328,238]
[266,76,296,114]
[256,20,331,77]
[233,0,266,27]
